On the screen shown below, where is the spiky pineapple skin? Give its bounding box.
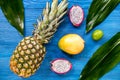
[10,0,68,78]
[10,36,46,78]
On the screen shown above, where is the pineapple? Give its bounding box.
[10,0,68,78]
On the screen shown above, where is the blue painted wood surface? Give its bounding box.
[0,0,120,80]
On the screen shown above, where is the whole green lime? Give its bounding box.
[92,30,103,41]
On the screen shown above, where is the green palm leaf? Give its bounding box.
[0,0,24,36]
[79,32,120,80]
[86,0,120,33]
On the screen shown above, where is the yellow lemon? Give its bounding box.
[58,34,85,55]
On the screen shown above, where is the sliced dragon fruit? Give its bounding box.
[69,5,84,27]
[50,58,72,74]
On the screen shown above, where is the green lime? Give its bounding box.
[92,30,103,40]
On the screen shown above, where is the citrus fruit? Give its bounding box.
[92,30,103,41]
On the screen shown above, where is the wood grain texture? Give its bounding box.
[0,0,120,80]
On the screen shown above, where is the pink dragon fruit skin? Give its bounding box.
[50,58,72,74]
[69,5,84,27]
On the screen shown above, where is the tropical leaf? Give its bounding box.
[0,0,24,36]
[86,0,120,33]
[79,32,120,80]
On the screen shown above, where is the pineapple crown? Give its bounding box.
[33,0,68,44]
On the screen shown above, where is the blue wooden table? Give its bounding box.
[0,0,120,80]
